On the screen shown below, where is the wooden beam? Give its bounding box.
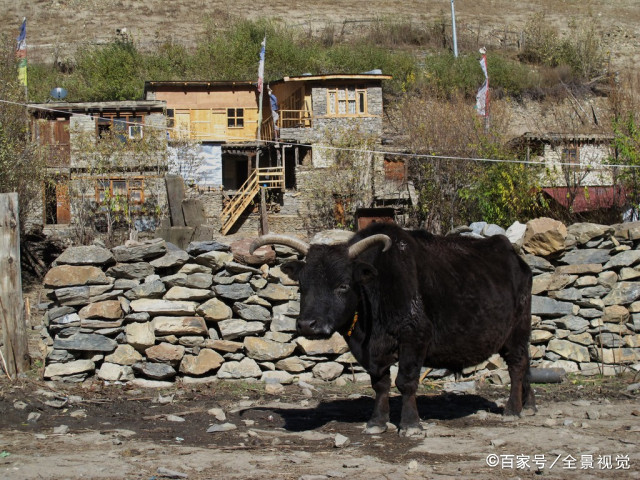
[0,193,30,378]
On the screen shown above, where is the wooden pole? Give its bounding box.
[0,193,30,378]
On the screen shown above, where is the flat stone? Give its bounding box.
[244,337,296,361]
[261,370,294,385]
[186,240,231,256]
[124,280,166,300]
[567,223,613,245]
[53,333,117,352]
[97,363,134,381]
[233,303,271,322]
[532,273,576,295]
[567,332,593,345]
[178,263,211,274]
[218,319,265,340]
[547,339,590,362]
[312,362,344,381]
[595,333,625,348]
[197,298,233,322]
[153,316,208,336]
[104,344,143,365]
[164,286,213,301]
[56,245,115,266]
[185,273,214,289]
[206,423,237,433]
[523,254,555,273]
[216,357,262,379]
[106,262,155,280]
[125,312,151,323]
[113,278,140,290]
[161,273,188,288]
[296,333,349,355]
[595,347,639,364]
[130,298,198,315]
[78,300,123,320]
[531,296,576,317]
[531,329,554,344]
[556,264,603,275]
[275,356,314,373]
[602,305,630,324]
[133,362,177,380]
[195,250,233,271]
[604,250,640,270]
[179,349,224,376]
[553,315,589,331]
[44,265,109,288]
[603,282,640,306]
[125,322,156,351]
[150,250,190,269]
[213,284,254,301]
[256,283,297,302]
[560,249,611,266]
[112,239,166,262]
[205,339,243,353]
[145,343,186,364]
[44,360,95,378]
[270,314,297,333]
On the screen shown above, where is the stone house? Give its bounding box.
[28,100,168,240]
[517,132,625,216]
[145,73,397,236]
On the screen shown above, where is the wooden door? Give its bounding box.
[56,183,70,224]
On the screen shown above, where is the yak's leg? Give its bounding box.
[396,340,426,436]
[363,367,391,434]
[501,335,532,416]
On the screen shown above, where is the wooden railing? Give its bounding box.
[278,109,312,128]
[220,167,285,235]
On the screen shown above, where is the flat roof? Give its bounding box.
[28,100,166,113]
[145,80,256,89]
[273,73,392,83]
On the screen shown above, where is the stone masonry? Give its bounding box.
[38,218,640,387]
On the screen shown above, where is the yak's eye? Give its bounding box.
[335,284,350,295]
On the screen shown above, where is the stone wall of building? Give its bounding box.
[38,218,640,387]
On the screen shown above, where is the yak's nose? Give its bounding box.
[296,317,319,336]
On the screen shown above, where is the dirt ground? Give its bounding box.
[0,373,638,480]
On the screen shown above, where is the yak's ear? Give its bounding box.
[280,260,305,281]
[352,260,378,284]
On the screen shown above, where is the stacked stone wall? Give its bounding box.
[39,218,640,386]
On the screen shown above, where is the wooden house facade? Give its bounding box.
[28,101,168,236]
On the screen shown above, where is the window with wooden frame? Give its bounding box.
[95,113,145,141]
[227,108,244,128]
[561,145,579,165]
[326,86,367,116]
[95,178,144,207]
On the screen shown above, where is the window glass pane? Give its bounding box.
[337,89,346,100]
[358,92,366,113]
[130,190,142,203]
[237,118,244,128]
[113,181,126,196]
[128,117,143,138]
[236,109,243,117]
[328,92,336,114]
[338,100,346,114]
[348,100,356,114]
[347,88,356,100]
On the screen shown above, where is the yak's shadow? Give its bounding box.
[240,393,500,432]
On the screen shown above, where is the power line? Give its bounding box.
[1,97,637,170]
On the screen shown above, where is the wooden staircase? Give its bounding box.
[220,167,285,235]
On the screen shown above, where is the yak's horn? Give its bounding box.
[250,234,310,256]
[348,234,392,259]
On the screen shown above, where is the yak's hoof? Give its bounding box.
[398,424,424,438]
[363,423,388,435]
